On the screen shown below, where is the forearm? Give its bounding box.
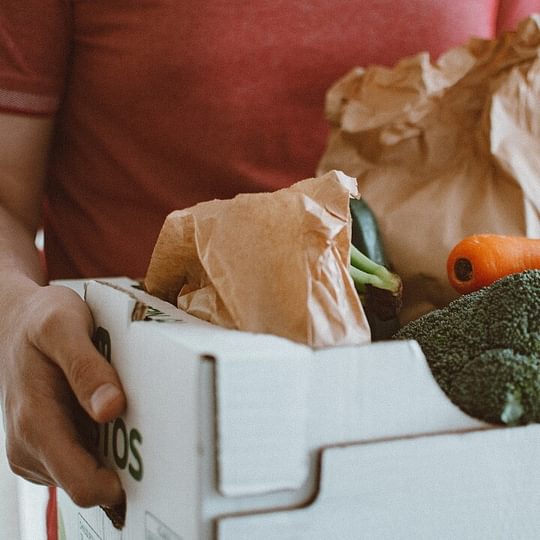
[0,113,54,289]
[0,204,45,290]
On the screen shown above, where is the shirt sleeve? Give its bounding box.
[0,1,71,115]
[496,0,540,34]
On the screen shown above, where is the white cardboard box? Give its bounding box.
[0,418,22,539]
[54,279,540,540]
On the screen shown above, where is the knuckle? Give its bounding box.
[32,305,63,344]
[28,286,92,348]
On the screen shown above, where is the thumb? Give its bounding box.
[29,287,126,423]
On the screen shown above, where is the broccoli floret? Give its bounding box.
[393,269,540,425]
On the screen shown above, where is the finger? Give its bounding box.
[52,459,124,508]
[50,449,124,508]
[41,422,124,508]
[29,287,126,423]
[9,351,124,508]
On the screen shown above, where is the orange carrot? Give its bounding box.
[447,234,540,294]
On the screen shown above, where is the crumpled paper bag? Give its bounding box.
[317,15,540,323]
[144,170,371,347]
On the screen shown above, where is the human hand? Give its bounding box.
[0,282,126,508]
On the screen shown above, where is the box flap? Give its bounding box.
[213,340,485,499]
[218,425,540,539]
[215,350,311,496]
[308,340,487,446]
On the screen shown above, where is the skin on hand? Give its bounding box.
[0,282,127,508]
[0,111,126,509]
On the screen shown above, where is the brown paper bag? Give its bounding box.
[318,15,540,323]
[144,170,371,347]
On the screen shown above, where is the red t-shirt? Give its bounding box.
[1,3,539,539]
[1,1,539,280]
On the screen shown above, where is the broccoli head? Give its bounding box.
[393,269,540,425]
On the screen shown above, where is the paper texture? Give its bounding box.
[144,170,371,347]
[318,15,540,323]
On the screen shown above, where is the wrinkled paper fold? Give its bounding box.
[318,15,540,322]
[145,170,371,347]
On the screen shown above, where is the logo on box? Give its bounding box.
[94,326,144,482]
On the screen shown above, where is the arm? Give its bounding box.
[0,111,126,507]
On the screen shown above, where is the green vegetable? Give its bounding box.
[350,199,386,266]
[393,269,540,425]
[349,199,402,338]
[349,244,402,319]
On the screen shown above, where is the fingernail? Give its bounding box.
[91,383,122,416]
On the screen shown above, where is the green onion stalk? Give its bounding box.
[349,243,403,321]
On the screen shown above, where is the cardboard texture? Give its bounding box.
[219,425,540,540]
[54,279,498,540]
[0,419,21,539]
[144,170,371,348]
[16,479,48,540]
[317,15,540,323]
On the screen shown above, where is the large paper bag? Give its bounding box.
[318,15,540,323]
[144,170,371,348]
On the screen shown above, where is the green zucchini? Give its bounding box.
[350,198,401,340]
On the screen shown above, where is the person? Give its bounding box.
[1,0,539,537]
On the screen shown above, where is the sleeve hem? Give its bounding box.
[0,87,59,115]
